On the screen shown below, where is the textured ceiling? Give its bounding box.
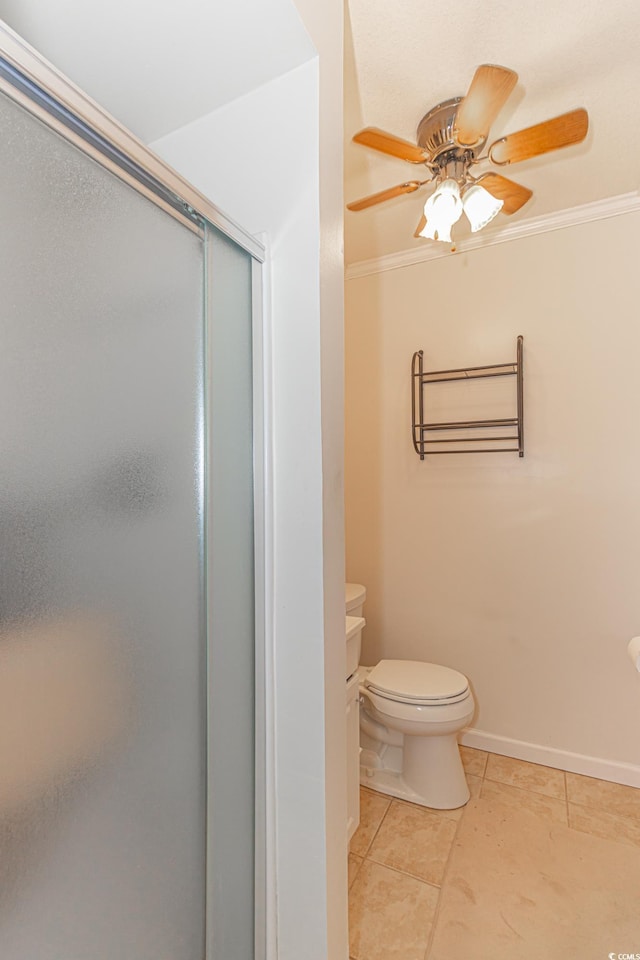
[344,0,640,264]
[0,0,314,142]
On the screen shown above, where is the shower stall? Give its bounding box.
[0,24,265,960]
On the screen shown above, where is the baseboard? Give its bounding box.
[460,728,640,789]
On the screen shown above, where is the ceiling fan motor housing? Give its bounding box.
[416,97,486,173]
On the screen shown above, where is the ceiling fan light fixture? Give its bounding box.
[419,178,463,243]
[462,184,504,232]
[347,66,589,248]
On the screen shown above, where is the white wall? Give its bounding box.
[152,41,346,959]
[290,1,347,956]
[345,212,640,783]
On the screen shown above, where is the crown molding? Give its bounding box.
[345,191,640,281]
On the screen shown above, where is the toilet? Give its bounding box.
[346,583,474,810]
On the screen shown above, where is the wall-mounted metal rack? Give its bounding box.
[411,335,524,459]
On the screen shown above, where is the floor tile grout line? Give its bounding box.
[482,775,567,801]
[567,795,640,823]
[348,852,364,891]
[459,746,489,782]
[394,795,461,823]
[350,788,392,859]
[360,797,393,858]
[474,748,640,807]
[422,798,469,960]
[564,802,640,848]
[363,852,446,890]
[483,773,565,803]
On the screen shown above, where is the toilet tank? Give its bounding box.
[345,582,366,619]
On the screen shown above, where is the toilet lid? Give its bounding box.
[365,659,469,705]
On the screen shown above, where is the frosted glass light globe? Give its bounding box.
[419,179,463,243]
[462,184,503,232]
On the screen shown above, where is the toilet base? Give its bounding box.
[360,760,436,808]
[360,731,470,810]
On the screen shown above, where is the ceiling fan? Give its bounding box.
[347,65,589,244]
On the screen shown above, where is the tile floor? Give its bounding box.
[348,747,640,960]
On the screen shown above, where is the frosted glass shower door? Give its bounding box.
[0,89,207,958]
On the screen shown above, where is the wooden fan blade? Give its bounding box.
[347,181,423,212]
[352,127,426,164]
[489,108,588,165]
[475,173,533,215]
[454,64,518,147]
[414,213,427,238]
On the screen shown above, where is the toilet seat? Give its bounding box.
[365,659,470,706]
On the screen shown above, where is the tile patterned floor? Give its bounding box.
[348,747,640,960]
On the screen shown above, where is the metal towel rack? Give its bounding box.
[411,335,524,459]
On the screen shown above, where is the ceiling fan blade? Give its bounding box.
[489,108,588,165]
[414,213,427,238]
[347,181,425,212]
[352,127,427,164]
[475,172,533,214]
[454,64,518,147]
